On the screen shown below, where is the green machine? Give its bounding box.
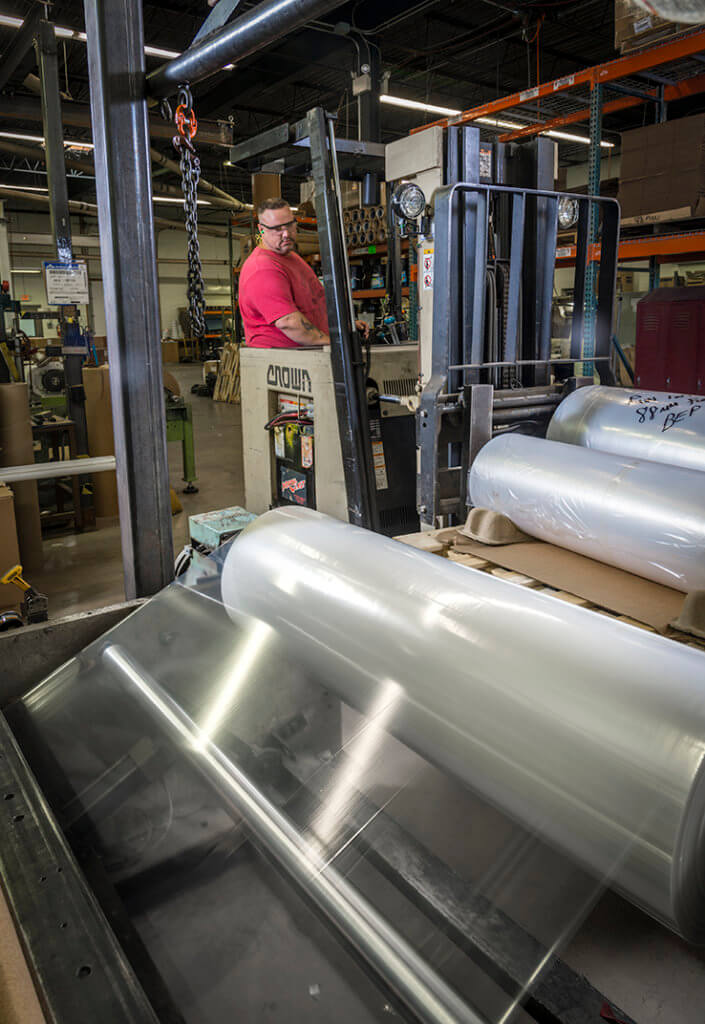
[165,393,198,493]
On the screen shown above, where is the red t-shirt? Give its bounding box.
[238,246,329,348]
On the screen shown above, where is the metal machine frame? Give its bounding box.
[418,176,620,527]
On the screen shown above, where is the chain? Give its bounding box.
[172,85,206,345]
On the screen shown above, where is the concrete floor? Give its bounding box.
[34,364,244,618]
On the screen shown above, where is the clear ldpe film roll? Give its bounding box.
[221,507,705,942]
[547,385,705,473]
[468,433,705,592]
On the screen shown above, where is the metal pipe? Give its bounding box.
[0,455,116,483]
[221,507,705,942]
[0,186,229,237]
[147,0,341,98]
[0,94,230,146]
[102,643,484,1024]
[448,357,610,370]
[469,434,705,592]
[148,148,246,210]
[491,405,554,423]
[492,390,557,408]
[547,385,705,473]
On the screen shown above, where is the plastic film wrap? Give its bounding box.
[547,385,705,472]
[222,507,705,942]
[468,433,705,592]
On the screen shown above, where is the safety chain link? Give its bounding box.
[172,85,206,344]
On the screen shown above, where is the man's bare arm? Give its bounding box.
[274,311,330,346]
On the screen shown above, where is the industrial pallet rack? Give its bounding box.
[410,28,705,278]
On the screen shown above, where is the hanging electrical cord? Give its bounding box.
[173,85,207,349]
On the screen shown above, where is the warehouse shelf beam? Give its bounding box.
[409,27,705,136]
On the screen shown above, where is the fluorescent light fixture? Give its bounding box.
[545,129,615,149]
[476,116,524,130]
[152,195,211,205]
[144,44,181,58]
[0,14,179,58]
[0,184,49,193]
[382,94,616,149]
[0,129,94,149]
[381,94,461,117]
[10,268,41,274]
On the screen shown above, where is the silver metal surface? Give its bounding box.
[468,434,705,592]
[102,643,485,1024]
[0,712,159,1023]
[547,385,705,472]
[84,0,174,600]
[0,455,116,482]
[222,507,705,942]
[147,0,341,98]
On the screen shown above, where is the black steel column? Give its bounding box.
[357,45,380,206]
[35,21,71,263]
[84,0,174,598]
[35,20,89,453]
[307,107,379,531]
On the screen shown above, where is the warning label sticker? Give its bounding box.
[369,418,388,490]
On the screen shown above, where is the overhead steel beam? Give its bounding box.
[83,0,174,600]
[35,21,72,263]
[0,94,231,146]
[147,0,342,98]
[149,147,246,209]
[0,4,43,92]
[35,19,91,456]
[191,0,243,46]
[0,185,229,236]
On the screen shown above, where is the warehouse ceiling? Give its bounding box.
[0,0,702,222]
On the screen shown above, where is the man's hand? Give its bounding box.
[355,319,370,340]
[274,311,330,347]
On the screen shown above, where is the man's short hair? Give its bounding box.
[257,197,290,219]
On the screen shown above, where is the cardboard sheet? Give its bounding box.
[0,885,46,1024]
[452,536,686,632]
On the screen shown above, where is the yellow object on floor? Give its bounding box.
[170,488,182,515]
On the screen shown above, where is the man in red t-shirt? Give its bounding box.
[238,197,368,348]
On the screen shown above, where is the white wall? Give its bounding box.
[563,153,622,190]
[5,206,241,341]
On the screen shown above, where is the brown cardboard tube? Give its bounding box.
[0,384,43,571]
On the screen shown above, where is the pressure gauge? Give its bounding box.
[557,196,579,230]
[391,182,426,221]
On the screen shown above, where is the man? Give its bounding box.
[238,197,368,348]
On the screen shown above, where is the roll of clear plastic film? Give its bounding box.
[468,433,705,592]
[547,385,705,473]
[222,507,705,942]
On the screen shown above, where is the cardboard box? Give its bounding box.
[82,365,119,519]
[0,383,43,571]
[614,0,697,53]
[618,114,705,222]
[0,483,21,613]
[161,340,179,364]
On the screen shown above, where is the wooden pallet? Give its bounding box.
[213,343,241,404]
[396,528,705,654]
